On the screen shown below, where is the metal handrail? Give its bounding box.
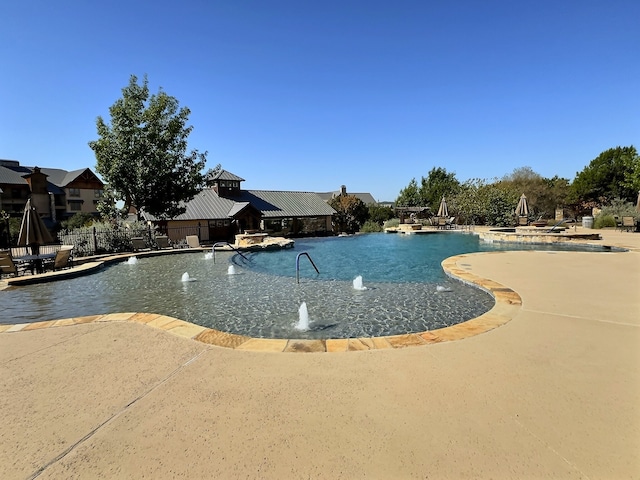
[296,252,319,284]
[547,218,569,233]
[212,242,248,263]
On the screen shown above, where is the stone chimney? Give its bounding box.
[22,167,51,216]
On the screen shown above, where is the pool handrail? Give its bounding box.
[296,252,320,284]
[212,242,248,263]
[547,218,570,233]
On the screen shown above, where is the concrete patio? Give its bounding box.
[1,227,639,479]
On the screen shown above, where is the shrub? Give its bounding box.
[60,212,95,230]
[360,220,383,233]
[598,198,638,220]
[593,214,617,229]
[383,218,400,229]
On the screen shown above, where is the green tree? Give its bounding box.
[89,74,208,220]
[419,167,460,212]
[367,204,394,225]
[450,179,484,225]
[569,146,639,207]
[500,166,570,219]
[477,182,520,226]
[395,178,421,207]
[96,185,129,220]
[60,212,95,230]
[329,194,369,233]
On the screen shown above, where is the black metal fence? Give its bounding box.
[55,225,214,257]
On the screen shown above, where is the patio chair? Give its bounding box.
[47,246,74,271]
[446,217,457,229]
[131,237,147,252]
[186,235,201,248]
[437,217,447,230]
[518,216,529,226]
[621,216,635,232]
[0,251,27,277]
[155,236,170,249]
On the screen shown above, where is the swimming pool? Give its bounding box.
[0,232,608,339]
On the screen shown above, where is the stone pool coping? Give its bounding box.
[0,249,521,352]
[2,225,635,352]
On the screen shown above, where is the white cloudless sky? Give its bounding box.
[1,0,638,201]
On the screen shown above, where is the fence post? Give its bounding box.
[93,227,98,255]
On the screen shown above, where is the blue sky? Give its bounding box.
[2,1,638,202]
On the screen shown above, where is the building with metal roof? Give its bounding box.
[143,169,336,243]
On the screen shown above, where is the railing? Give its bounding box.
[296,252,319,284]
[547,218,569,233]
[211,242,248,263]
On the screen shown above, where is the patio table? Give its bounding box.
[15,253,57,274]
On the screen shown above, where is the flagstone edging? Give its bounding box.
[0,252,521,353]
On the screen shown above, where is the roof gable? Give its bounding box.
[242,190,336,218]
[211,169,245,182]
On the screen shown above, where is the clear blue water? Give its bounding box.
[239,233,488,283]
[0,232,611,339]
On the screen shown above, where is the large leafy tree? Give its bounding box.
[329,194,369,233]
[419,167,460,212]
[395,178,421,207]
[89,75,208,219]
[367,204,394,225]
[499,166,570,218]
[569,146,639,207]
[450,179,485,225]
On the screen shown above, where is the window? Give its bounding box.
[94,189,104,198]
[69,201,82,211]
[69,188,81,197]
[220,181,226,187]
[232,182,238,188]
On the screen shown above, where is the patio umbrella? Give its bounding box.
[636,190,640,213]
[437,196,449,217]
[515,193,529,216]
[18,198,53,255]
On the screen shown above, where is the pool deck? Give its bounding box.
[1,227,639,479]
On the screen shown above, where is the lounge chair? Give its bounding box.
[131,237,147,252]
[621,216,635,233]
[155,236,170,249]
[437,217,447,230]
[47,246,74,271]
[446,217,457,229]
[186,235,201,248]
[0,251,27,277]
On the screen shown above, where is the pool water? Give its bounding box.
[0,232,605,339]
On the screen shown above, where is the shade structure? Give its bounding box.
[515,193,529,216]
[636,190,640,213]
[18,198,54,254]
[437,196,449,217]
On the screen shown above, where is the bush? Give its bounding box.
[359,220,383,233]
[383,218,400,229]
[593,214,617,229]
[60,212,95,230]
[597,198,638,220]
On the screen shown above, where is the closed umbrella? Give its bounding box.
[515,193,529,216]
[636,190,640,213]
[18,198,53,255]
[437,196,449,217]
